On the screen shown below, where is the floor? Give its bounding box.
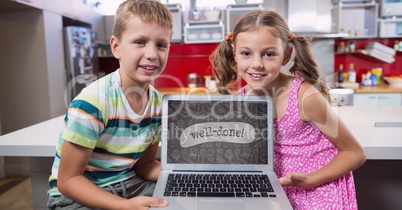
[0,178,33,210]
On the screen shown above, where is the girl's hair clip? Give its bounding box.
[225,32,234,41]
[289,33,295,40]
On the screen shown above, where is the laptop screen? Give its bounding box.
[165,98,270,165]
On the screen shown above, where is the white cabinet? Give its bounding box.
[331,1,378,37]
[41,0,102,26]
[379,18,402,38]
[42,0,74,18]
[380,0,402,17]
[104,15,115,41]
[12,0,43,9]
[353,93,402,107]
[0,10,67,135]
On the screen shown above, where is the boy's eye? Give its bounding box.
[157,43,168,49]
[135,40,145,45]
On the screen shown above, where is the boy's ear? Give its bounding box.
[282,46,293,66]
[110,35,120,59]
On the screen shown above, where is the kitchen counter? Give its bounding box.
[354,84,402,93]
[157,87,220,95]
[1,106,402,159]
[333,106,402,159]
[1,106,402,210]
[158,85,402,95]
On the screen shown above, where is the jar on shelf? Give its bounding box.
[337,41,345,53]
[348,41,356,53]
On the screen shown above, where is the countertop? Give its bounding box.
[354,84,402,93]
[157,87,220,95]
[157,86,402,95]
[1,106,402,159]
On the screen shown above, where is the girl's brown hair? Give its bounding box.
[210,10,330,100]
[113,0,173,41]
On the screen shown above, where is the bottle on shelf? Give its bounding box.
[337,64,344,83]
[342,71,349,83]
[399,41,402,51]
[348,63,356,83]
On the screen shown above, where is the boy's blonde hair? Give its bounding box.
[113,0,173,40]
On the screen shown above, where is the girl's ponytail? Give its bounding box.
[209,34,237,94]
[290,36,331,102]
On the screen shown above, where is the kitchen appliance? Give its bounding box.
[288,0,333,33]
[63,26,98,103]
[226,3,264,34]
[329,88,355,106]
[184,21,224,43]
[166,3,183,43]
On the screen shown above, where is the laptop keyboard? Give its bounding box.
[163,173,276,198]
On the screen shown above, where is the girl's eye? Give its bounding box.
[264,52,275,57]
[240,51,251,56]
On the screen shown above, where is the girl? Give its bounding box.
[210,10,366,210]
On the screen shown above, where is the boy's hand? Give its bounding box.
[124,196,168,210]
[279,172,313,188]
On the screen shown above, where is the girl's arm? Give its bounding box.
[280,82,366,188]
[133,141,161,181]
[58,140,166,209]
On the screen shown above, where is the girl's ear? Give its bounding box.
[282,46,293,66]
[110,35,121,59]
[231,43,236,62]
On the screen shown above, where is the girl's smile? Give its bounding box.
[248,72,267,80]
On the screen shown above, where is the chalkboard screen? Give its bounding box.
[166,100,269,165]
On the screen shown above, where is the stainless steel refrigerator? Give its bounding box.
[63,26,98,103]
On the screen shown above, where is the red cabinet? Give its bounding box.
[153,43,218,88]
[98,43,219,88]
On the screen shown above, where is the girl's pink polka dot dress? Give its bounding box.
[238,77,358,210]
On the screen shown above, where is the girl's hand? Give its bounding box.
[279,172,314,188]
[122,196,168,210]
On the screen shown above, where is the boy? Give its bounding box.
[47,0,172,209]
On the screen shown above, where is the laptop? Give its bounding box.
[151,94,292,210]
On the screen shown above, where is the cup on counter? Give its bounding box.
[187,73,202,88]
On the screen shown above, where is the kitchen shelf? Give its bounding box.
[331,1,378,37]
[335,50,395,63]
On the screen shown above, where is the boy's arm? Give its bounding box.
[133,142,161,181]
[57,140,130,209]
[58,140,167,209]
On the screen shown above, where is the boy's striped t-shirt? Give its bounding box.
[48,69,163,196]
